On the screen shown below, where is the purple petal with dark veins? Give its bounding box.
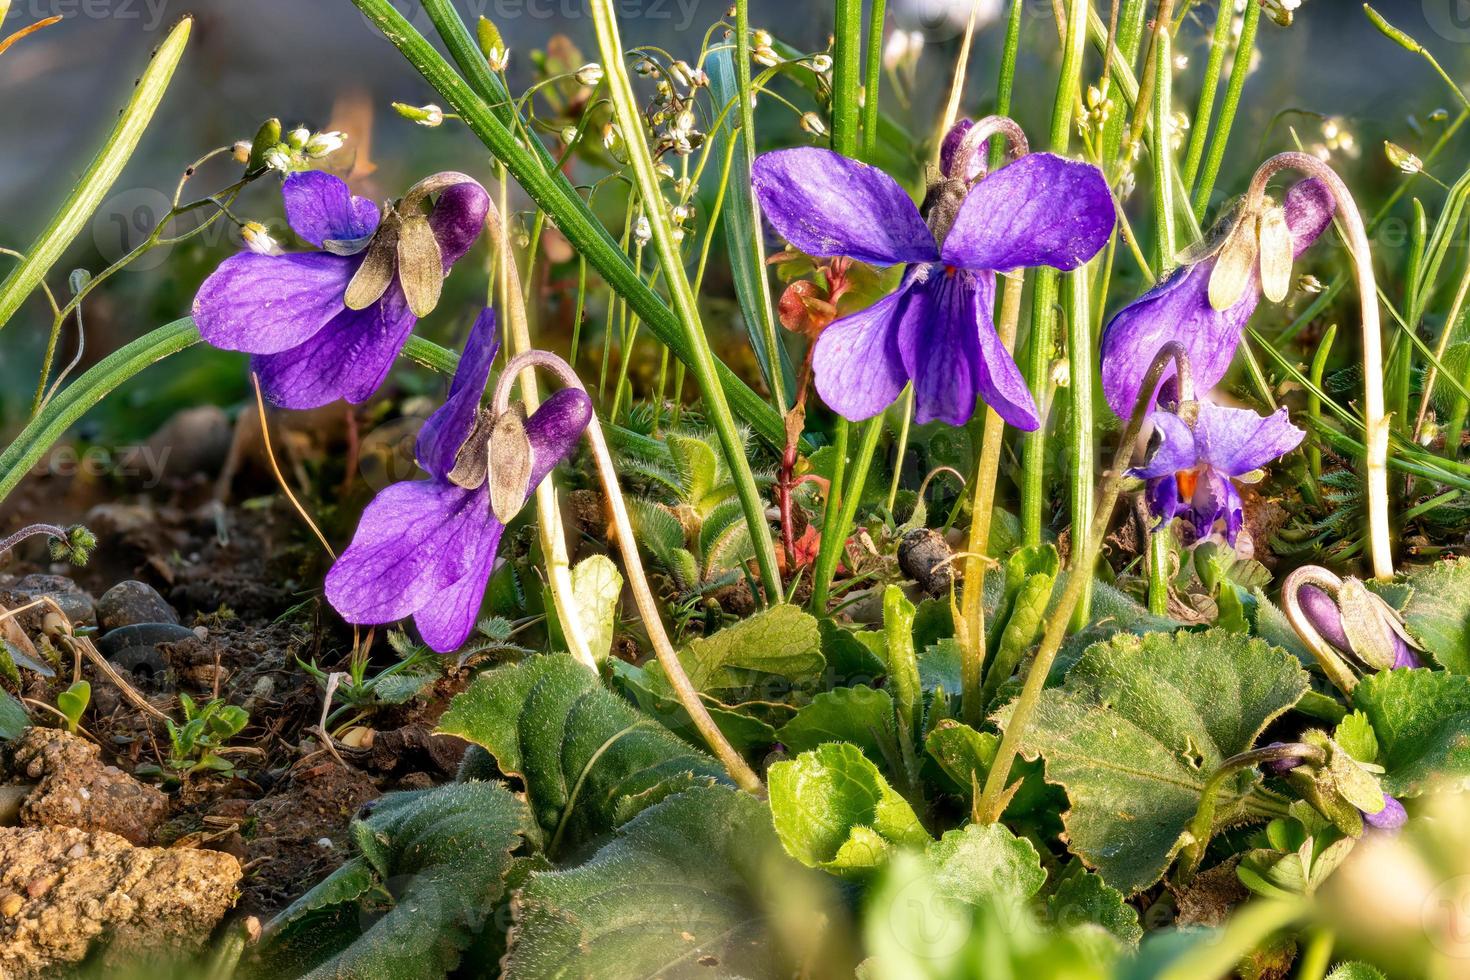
[192,251,356,355]
[325,480,499,631]
[1194,401,1304,477]
[1129,411,1199,480]
[1099,178,1336,419]
[1193,468,1245,544]
[1146,474,1185,526]
[812,275,913,421]
[413,525,504,652]
[418,309,501,480]
[251,284,415,409]
[751,148,938,267]
[941,152,1114,273]
[970,271,1042,430]
[282,171,380,248]
[1364,794,1407,831]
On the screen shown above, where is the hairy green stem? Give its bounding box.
[977,342,1192,823]
[1021,0,1089,546]
[1179,0,1233,193]
[832,0,862,156]
[1281,566,1362,697]
[810,419,851,613]
[590,0,783,602]
[1147,520,1171,615]
[1066,268,1096,628]
[1149,0,1177,273]
[860,0,887,160]
[1191,0,1258,221]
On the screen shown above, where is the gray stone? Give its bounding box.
[95,581,178,632]
[9,576,95,628]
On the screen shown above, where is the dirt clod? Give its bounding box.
[0,825,240,978]
[2,728,169,846]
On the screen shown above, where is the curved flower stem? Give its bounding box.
[0,524,68,557]
[956,117,1030,726]
[591,0,783,604]
[488,173,598,673]
[1245,153,1393,580]
[976,342,1192,823]
[1177,742,1325,883]
[494,351,765,797]
[1282,565,1361,697]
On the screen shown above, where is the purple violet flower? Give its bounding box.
[1298,583,1422,669]
[1099,179,1336,417]
[751,139,1114,427]
[1363,793,1408,832]
[1130,399,1304,545]
[193,170,490,409]
[324,310,592,652]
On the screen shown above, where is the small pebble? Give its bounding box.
[0,892,21,917]
[96,580,179,632]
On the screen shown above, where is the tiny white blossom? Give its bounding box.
[811,54,832,73]
[242,222,282,256]
[800,112,828,137]
[304,131,346,158]
[286,126,311,150]
[634,215,652,245]
[486,45,509,73]
[575,63,604,86]
[263,145,294,172]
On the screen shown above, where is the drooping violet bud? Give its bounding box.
[1298,582,1422,671]
[1261,741,1309,775]
[1363,793,1407,832]
[939,119,973,178]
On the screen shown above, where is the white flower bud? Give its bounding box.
[575,63,604,86]
[800,112,828,137]
[811,54,832,73]
[232,141,252,164]
[305,131,346,158]
[286,126,310,150]
[263,145,294,172]
[669,60,694,88]
[242,222,282,256]
[560,126,579,146]
[634,215,652,245]
[486,45,509,73]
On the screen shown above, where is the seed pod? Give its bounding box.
[487,406,535,524]
[1257,205,1293,303]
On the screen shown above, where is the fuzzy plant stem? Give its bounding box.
[0,524,68,557]
[493,351,764,796]
[488,177,598,672]
[860,0,887,160]
[1246,153,1393,580]
[1147,521,1171,615]
[1177,742,1326,883]
[1178,0,1232,193]
[952,117,1031,727]
[591,0,783,603]
[832,0,863,157]
[1191,0,1258,220]
[1281,566,1361,697]
[976,342,1193,823]
[1021,0,1089,546]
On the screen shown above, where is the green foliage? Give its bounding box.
[778,685,897,769]
[249,782,538,980]
[505,785,825,979]
[0,688,25,740]
[1046,865,1143,944]
[1237,809,1354,899]
[56,680,89,735]
[568,554,622,663]
[999,629,1310,892]
[1399,557,1470,671]
[767,742,929,877]
[160,693,247,776]
[437,655,723,853]
[1352,667,1470,796]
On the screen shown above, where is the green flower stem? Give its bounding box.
[1021,0,1089,547]
[493,351,764,796]
[1178,0,1233,192]
[977,342,1192,823]
[832,0,863,156]
[0,17,191,331]
[1149,1,1177,274]
[1066,267,1096,628]
[1098,0,1148,179]
[860,0,887,160]
[734,1,788,415]
[590,0,783,603]
[0,318,200,509]
[1307,324,1337,492]
[488,179,598,671]
[1190,0,1258,221]
[810,419,851,613]
[1178,742,1325,883]
[1282,566,1362,697]
[990,0,1025,172]
[1147,522,1171,615]
[1413,245,1470,442]
[1246,153,1393,580]
[358,0,790,452]
[813,416,884,609]
[960,271,1026,726]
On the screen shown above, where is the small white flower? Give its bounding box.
[304,131,346,158]
[602,124,621,151]
[811,54,832,73]
[560,126,579,146]
[669,60,694,88]
[263,145,294,172]
[800,112,827,137]
[634,215,652,245]
[242,222,282,256]
[753,45,779,68]
[286,126,310,150]
[486,45,509,73]
[575,63,604,87]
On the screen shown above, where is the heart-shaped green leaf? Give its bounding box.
[997,629,1310,893]
[1399,558,1470,672]
[1352,667,1470,796]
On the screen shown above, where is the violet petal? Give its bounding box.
[429,180,491,267]
[418,309,501,480]
[1129,411,1199,480]
[1193,402,1305,477]
[812,276,913,421]
[941,152,1115,273]
[751,148,938,267]
[282,171,380,248]
[1363,794,1407,831]
[525,388,594,488]
[192,251,356,355]
[413,524,504,652]
[1299,584,1354,652]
